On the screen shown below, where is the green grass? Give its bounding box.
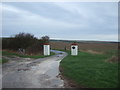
[60,50,118,88]
[17,52,55,59]
[0,58,9,64]
[2,50,55,59]
[1,50,55,64]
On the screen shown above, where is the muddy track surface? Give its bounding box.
[2,50,67,88]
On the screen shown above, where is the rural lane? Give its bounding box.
[2,50,67,88]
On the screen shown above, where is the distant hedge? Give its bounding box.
[2,32,49,55]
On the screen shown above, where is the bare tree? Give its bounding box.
[41,36,50,43]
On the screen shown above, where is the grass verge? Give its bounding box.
[60,50,118,88]
[2,50,55,60]
[0,58,9,64]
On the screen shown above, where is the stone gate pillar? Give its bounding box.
[43,43,50,56]
[71,43,78,55]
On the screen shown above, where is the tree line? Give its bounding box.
[2,32,49,55]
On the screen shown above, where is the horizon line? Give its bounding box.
[1,36,118,42]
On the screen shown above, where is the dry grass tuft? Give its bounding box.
[106,56,118,63]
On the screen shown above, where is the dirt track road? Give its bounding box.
[2,50,67,88]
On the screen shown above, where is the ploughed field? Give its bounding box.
[50,40,119,88]
[50,41,118,53]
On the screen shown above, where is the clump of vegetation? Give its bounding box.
[2,32,49,55]
[1,33,55,63]
[106,56,118,63]
[26,35,50,55]
[0,58,8,64]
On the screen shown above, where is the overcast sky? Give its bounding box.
[1,2,118,41]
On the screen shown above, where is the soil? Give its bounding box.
[50,41,118,52]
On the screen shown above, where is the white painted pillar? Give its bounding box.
[43,43,50,56]
[71,43,78,55]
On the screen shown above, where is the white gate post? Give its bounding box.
[43,43,50,56]
[71,43,78,55]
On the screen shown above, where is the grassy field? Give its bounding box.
[60,50,118,88]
